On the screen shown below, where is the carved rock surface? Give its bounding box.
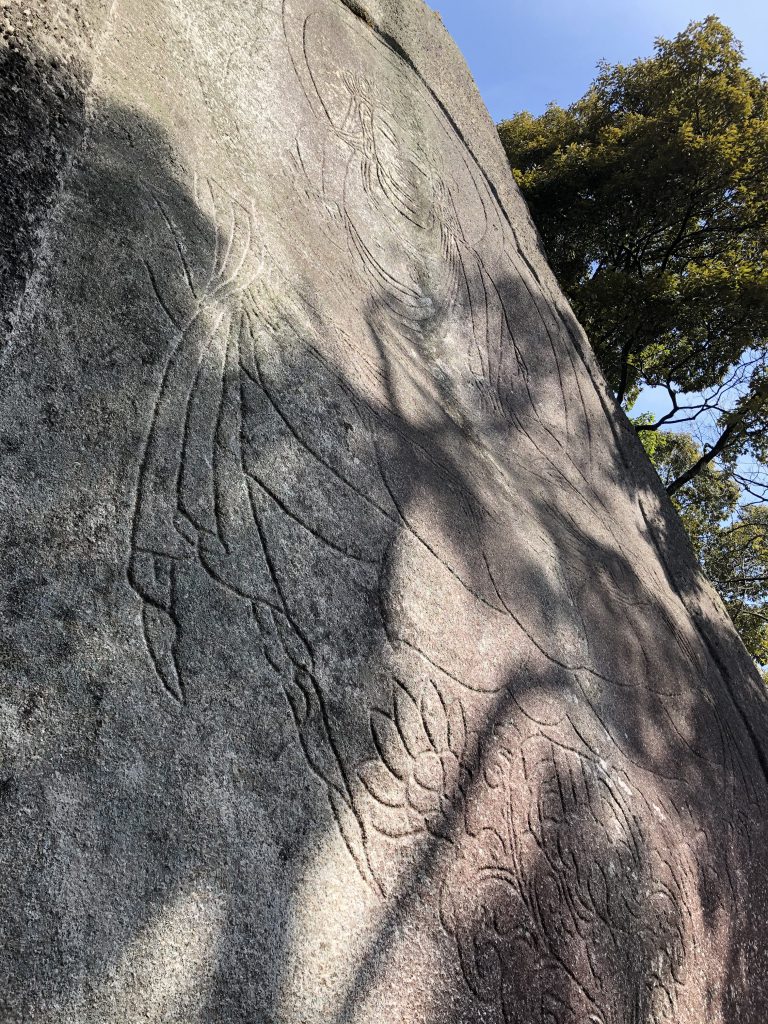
[2,2,768,1022]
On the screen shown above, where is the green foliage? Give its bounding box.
[500,18,768,666]
[499,16,768,455]
[636,420,768,662]
[704,505,768,664]
[634,418,738,548]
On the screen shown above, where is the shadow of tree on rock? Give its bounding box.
[1,33,768,1024]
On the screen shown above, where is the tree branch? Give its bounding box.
[666,421,739,495]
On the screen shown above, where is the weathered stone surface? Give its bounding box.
[2,2,768,1021]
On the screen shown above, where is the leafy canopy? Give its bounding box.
[637,419,768,664]
[499,16,768,491]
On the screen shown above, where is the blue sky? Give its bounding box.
[431,1,767,122]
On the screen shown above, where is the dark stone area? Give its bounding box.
[1,2,767,1022]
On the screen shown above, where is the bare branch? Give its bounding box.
[666,421,740,495]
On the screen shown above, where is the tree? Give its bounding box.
[499,17,768,498]
[634,418,739,552]
[636,417,768,663]
[704,505,768,667]
[499,18,768,664]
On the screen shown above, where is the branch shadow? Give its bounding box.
[2,29,768,1024]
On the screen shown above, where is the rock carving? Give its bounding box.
[1,0,767,1022]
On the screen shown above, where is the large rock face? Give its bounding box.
[2,2,768,1021]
